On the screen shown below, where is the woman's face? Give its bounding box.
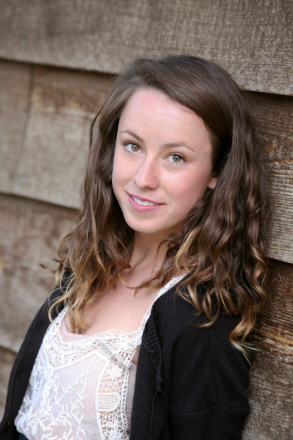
[112,88,217,242]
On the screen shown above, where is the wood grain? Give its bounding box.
[0,194,78,352]
[0,61,31,194]
[0,347,16,419]
[246,93,293,264]
[8,65,114,208]
[243,260,293,440]
[0,0,291,95]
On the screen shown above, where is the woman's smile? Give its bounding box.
[128,193,164,210]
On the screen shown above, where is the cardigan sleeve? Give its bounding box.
[165,308,251,440]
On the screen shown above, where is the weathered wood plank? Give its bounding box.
[243,260,293,440]
[246,93,293,264]
[0,347,16,419]
[10,65,114,208]
[0,194,78,352]
[0,61,31,193]
[0,0,291,95]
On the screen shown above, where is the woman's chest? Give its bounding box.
[81,284,160,335]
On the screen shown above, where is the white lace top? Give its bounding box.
[15,275,185,440]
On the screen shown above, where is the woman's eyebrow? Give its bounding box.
[119,130,194,152]
[119,130,143,142]
[163,142,195,152]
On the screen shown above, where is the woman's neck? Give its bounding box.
[122,233,168,284]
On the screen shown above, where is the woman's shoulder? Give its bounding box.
[150,280,250,389]
[148,281,246,364]
[152,280,240,330]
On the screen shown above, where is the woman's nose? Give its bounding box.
[134,158,160,189]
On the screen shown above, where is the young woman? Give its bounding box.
[0,55,267,440]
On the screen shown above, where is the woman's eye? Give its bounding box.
[168,154,185,164]
[124,142,140,152]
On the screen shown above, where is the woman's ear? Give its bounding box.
[208,176,217,190]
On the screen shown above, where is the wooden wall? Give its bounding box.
[0,1,292,438]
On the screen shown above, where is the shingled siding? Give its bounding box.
[0,0,291,95]
[0,1,292,438]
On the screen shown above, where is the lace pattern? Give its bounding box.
[15,275,185,440]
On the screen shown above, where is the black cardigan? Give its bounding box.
[0,283,250,439]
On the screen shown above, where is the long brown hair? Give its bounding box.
[51,55,267,353]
